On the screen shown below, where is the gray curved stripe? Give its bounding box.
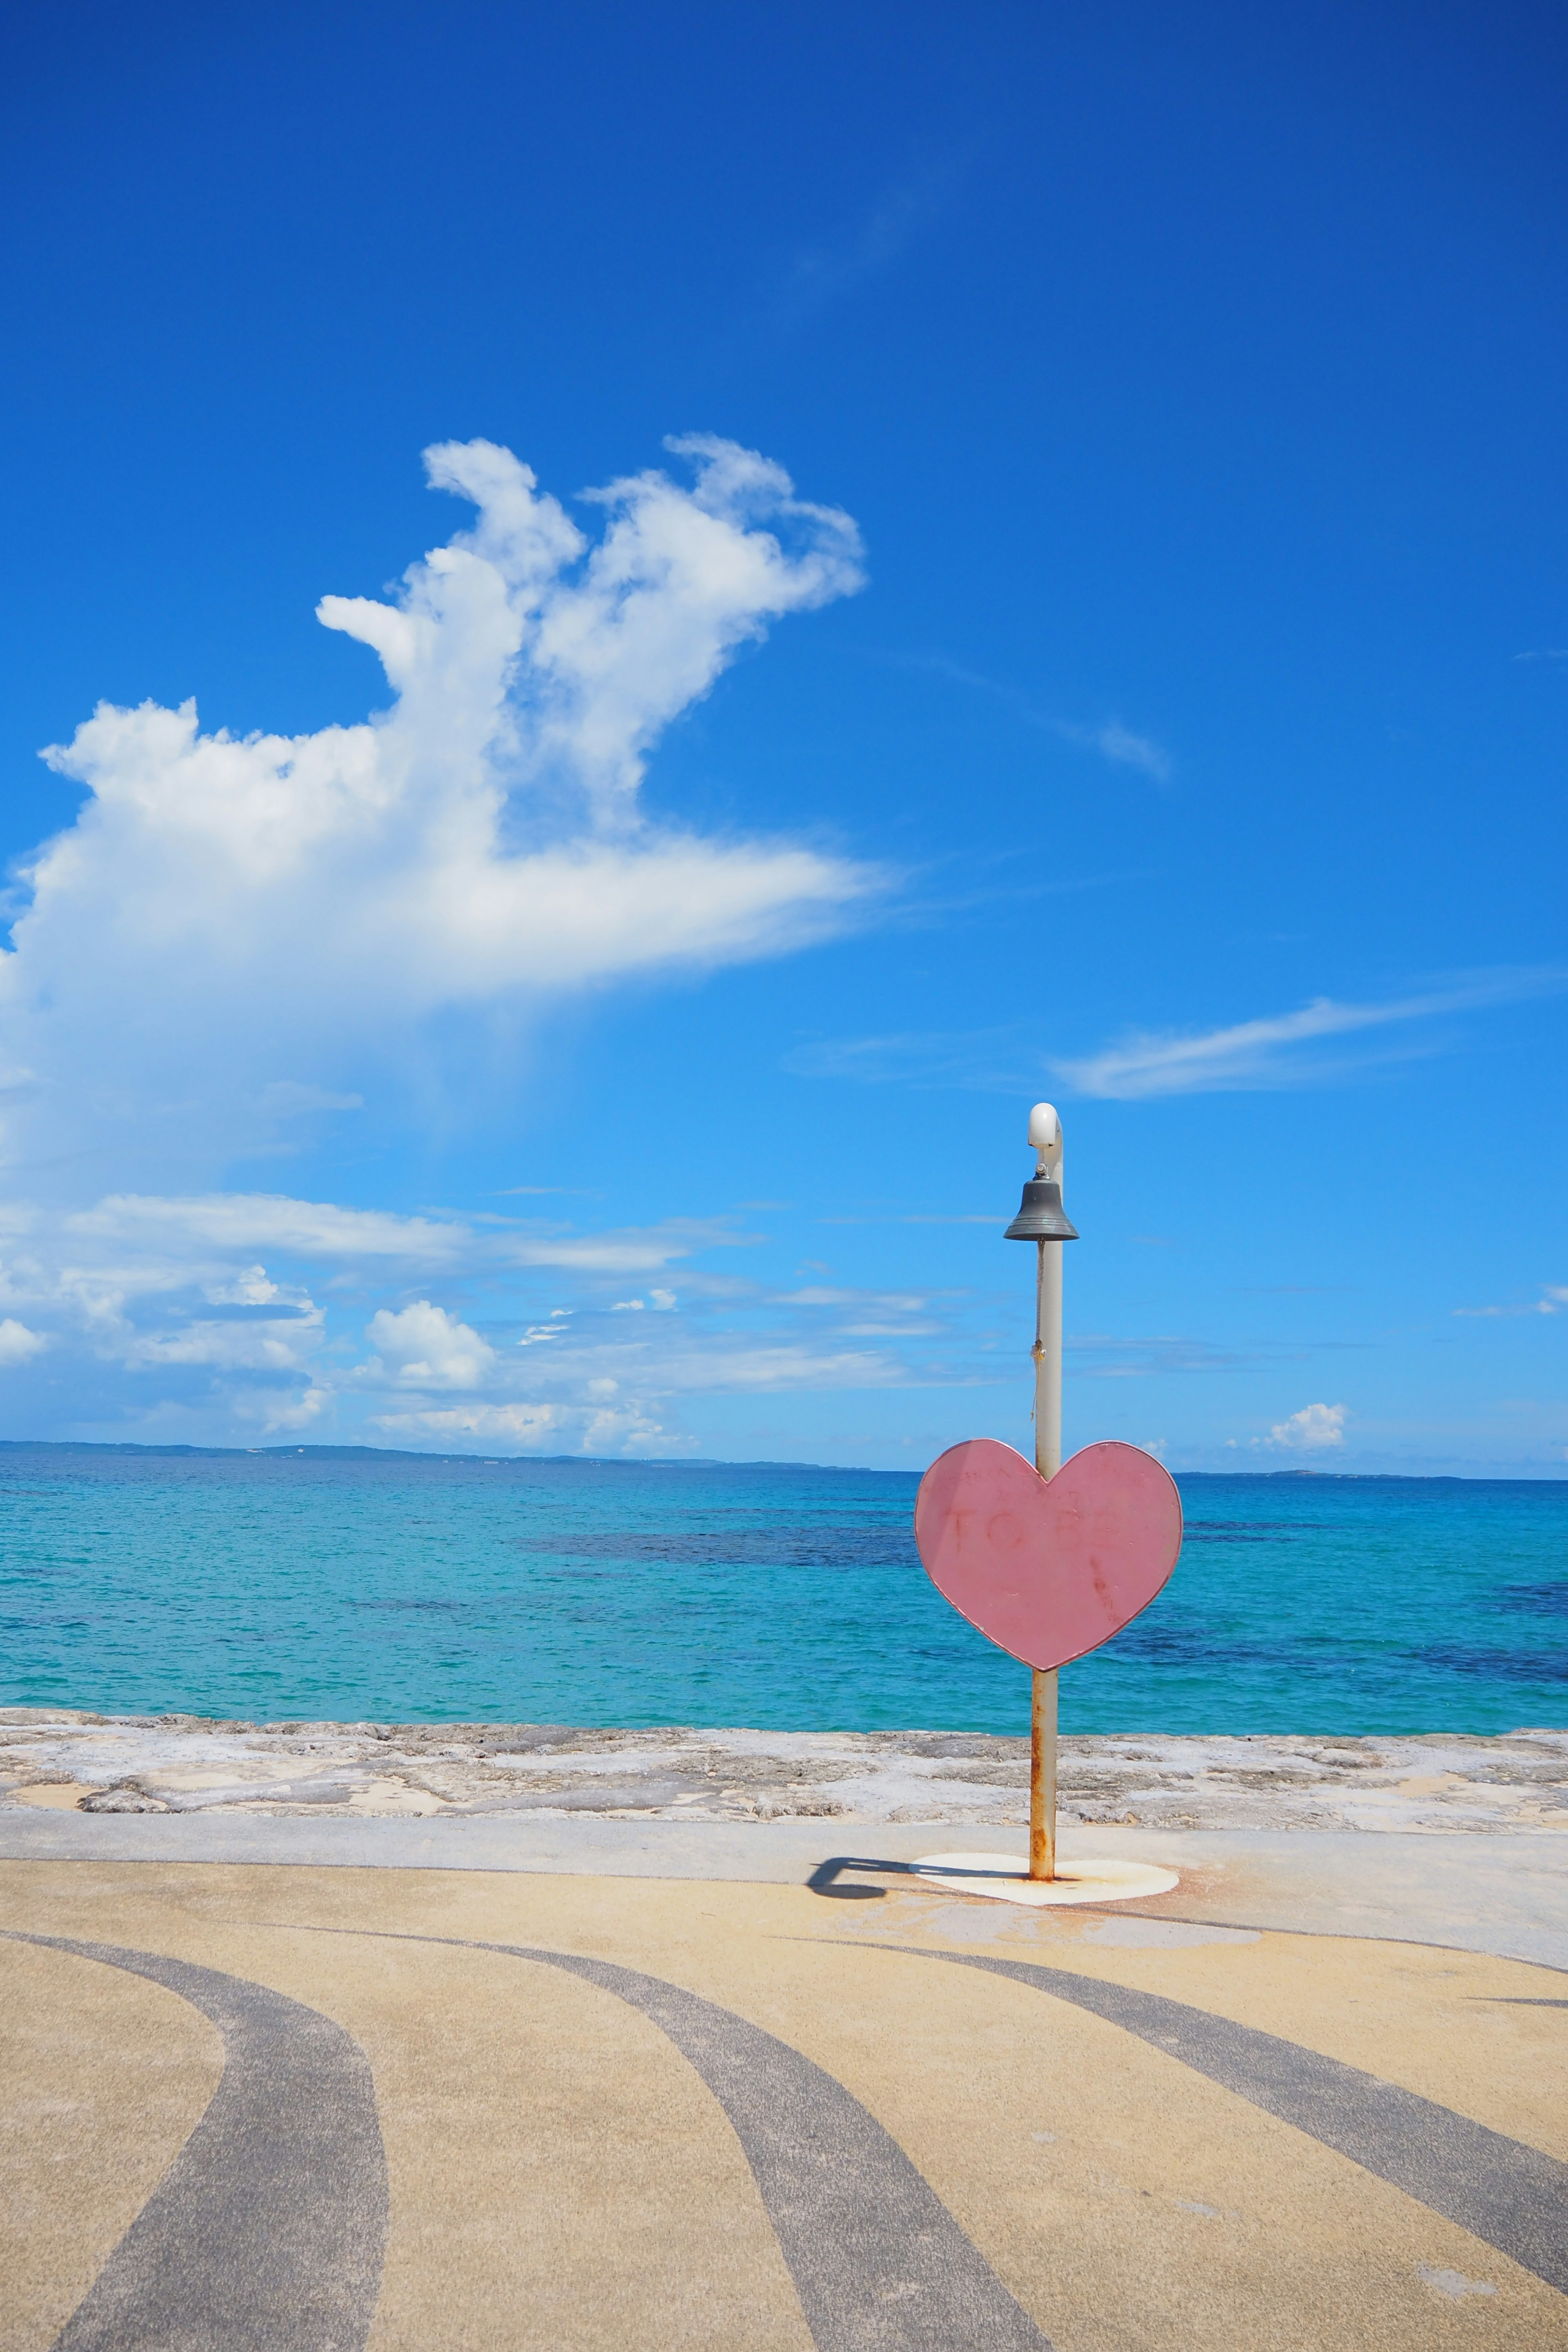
[11,1935,388,2352]
[893,1944,1568,2297]
[390,1932,1051,2351]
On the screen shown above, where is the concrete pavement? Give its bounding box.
[2,1830,1566,2350]
[5,1810,1568,1965]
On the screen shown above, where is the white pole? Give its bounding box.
[1034,1235,1063,1477]
[1027,1104,1064,1881]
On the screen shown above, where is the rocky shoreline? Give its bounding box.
[2,1710,1565,1833]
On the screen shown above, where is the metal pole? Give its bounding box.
[1023,1099,1066,1883]
[1030,1227,1062,1878]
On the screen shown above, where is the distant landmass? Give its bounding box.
[0,1437,1546,1481]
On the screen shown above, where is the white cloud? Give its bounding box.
[358,1319,916,1455]
[782,1026,1025,1089]
[205,1265,296,1306]
[788,970,1567,1103]
[123,1313,323,1374]
[501,1221,753,1273]
[365,1302,496,1391]
[256,1082,365,1118]
[517,1319,565,1347]
[261,1385,332,1436]
[0,1192,743,1316]
[67,1193,474,1265]
[1267,1402,1348,1450]
[369,1399,680,1454]
[0,1181,944,1448]
[1055,719,1172,783]
[777,165,958,326]
[617,1340,902,1394]
[53,1192,746,1278]
[1065,1332,1247,1379]
[0,1188,768,1439]
[0,1318,47,1368]
[914,654,1174,784]
[1454,1285,1567,1319]
[1055,970,1567,1099]
[784,1285,930,1312]
[2,435,875,1184]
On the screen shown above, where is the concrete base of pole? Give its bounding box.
[911,1852,1181,1907]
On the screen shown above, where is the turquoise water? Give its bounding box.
[0,1443,1563,1734]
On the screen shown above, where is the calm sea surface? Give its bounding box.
[0,1444,1563,1735]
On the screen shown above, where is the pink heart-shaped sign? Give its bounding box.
[914,1439,1182,1670]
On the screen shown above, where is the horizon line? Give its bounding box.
[0,1438,1561,1483]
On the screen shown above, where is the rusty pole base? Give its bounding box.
[1029,1666,1058,1881]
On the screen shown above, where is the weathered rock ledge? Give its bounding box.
[1,1711,1564,1832]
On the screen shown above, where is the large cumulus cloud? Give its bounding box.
[2,434,874,1186]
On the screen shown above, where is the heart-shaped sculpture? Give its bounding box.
[914,1439,1182,1670]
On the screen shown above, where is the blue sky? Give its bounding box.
[0,0,1564,1471]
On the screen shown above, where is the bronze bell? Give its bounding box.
[1004,1177,1079,1242]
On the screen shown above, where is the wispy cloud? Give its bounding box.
[1067,1332,1252,1379]
[816,1212,1002,1227]
[1513,648,1568,664]
[1055,969,1567,1100]
[55,1193,758,1279]
[913,653,1172,783]
[1052,718,1172,783]
[499,1221,758,1275]
[491,1186,602,1199]
[782,1027,1025,1090]
[1454,1285,1568,1319]
[66,1192,477,1266]
[773,163,962,329]
[783,970,1566,1105]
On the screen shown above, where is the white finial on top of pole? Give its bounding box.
[1027,1101,1062,1176]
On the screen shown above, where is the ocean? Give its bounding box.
[0,1444,1563,1735]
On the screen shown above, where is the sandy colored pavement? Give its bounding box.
[3,1843,1566,2352]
